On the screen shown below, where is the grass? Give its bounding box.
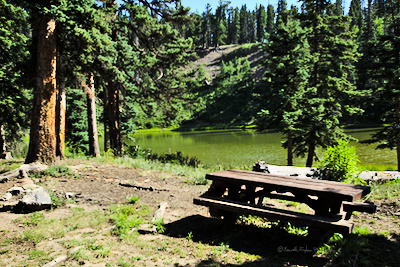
[2,157,400,266]
[359,163,398,171]
[370,179,400,201]
[0,159,24,174]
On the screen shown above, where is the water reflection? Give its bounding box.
[128,129,396,167]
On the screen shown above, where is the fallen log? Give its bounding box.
[0,163,48,183]
[119,180,169,192]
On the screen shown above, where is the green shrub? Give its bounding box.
[319,140,363,184]
[126,146,201,168]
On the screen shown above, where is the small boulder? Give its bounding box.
[152,202,168,223]
[0,152,12,160]
[20,187,52,211]
[7,186,24,195]
[1,192,12,201]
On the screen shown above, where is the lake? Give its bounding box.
[129,128,396,168]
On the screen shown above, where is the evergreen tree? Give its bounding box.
[266,4,275,37]
[333,0,344,16]
[276,0,288,27]
[239,5,248,43]
[201,3,213,48]
[349,0,363,32]
[214,0,229,46]
[299,0,361,167]
[0,0,30,155]
[24,0,58,164]
[229,7,240,44]
[262,11,312,166]
[365,0,400,170]
[256,4,267,42]
[248,10,256,43]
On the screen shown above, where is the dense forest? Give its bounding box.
[2,0,400,168]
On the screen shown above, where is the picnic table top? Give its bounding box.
[206,170,371,202]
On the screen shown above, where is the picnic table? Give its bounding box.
[194,170,376,239]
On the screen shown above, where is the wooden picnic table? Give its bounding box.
[194,170,376,238]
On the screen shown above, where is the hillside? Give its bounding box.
[182,43,266,129]
[192,44,265,83]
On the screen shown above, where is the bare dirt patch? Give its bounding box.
[1,159,400,266]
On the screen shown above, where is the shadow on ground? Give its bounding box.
[164,215,328,266]
[164,215,400,267]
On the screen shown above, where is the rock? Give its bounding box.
[0,201,19,211]
[138,224,157,234]
[65,192,75,199]
[265,164,319,178]
[20,187,52,211]
[152,201,168,223]
[0,152,12,160]
[1,192,12,201]
[1,162,48,183]
[7,186,24,195]
[18,178,35,185]
[22,183,39,190]
[253,161,269,173]
[19,169,29,179]
[42,255,68,267]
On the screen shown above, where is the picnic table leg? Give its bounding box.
[307,227,333,244]
[244,185,256,204]
[219,183,242,225]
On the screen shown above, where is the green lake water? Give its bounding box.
[128,128,397,168]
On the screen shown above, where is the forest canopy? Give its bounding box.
[2,0,400,168]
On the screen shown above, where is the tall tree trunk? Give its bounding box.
[287,130,293,166]
[103,83,109,152]
[106,0,123,156]
[107,81,123,156]
[306,142,315,168]
[85,74,100,157]
[56,55,66,159]
[0,124,5,154]
[25,16,57,164]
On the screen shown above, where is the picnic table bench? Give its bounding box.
[194,170,376,239]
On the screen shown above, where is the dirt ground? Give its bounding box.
[1,160,400,267]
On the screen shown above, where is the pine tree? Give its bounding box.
[229,7,240,44]
[262,11,312,166]
[333,0,344,16]
[214,0,229,46]
[248,10,256,43]
[25,0,58,164]
[299,0,361,167]
[349,0,362,32]
[0,0,30,155]
[201,4,213,48]
[276,0,288,27]
[365,0,400,170]
[266,4,275,37]
[256,4,267,42]
[239,5,248,43]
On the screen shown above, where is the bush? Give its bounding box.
[319,140,363,184]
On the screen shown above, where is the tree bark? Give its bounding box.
[107,81,123,156]
[287,130,293,166]
[0,124,5,154]
[85,74,100,157]
[25,16,57,164]
[306,142,315,168]
[56,56,66,159]
[106,0,123,156]
[103,83,109,152]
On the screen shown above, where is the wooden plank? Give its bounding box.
[342,201,377,213]
[194,196,354,234]
[205,170,370,201]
